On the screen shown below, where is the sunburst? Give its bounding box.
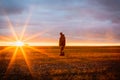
[0,10,51,78]
[15,41,24,46]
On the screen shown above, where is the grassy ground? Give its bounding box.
[0,46,120,80]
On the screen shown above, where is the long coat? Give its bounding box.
[59,34,66,47]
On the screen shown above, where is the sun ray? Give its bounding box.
[5,47,18,75]
[5,15,19,41]
[0,36,14,41]
[23,26,56,42]
[20,9,33,41]
[26,46,49,57]
[23,29,49,42]
[2,9,35,78]
[0,46,13,54]
[20,47,34,77]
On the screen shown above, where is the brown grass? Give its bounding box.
[0,46,120,80]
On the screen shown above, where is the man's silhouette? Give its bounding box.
[59,32,66,56]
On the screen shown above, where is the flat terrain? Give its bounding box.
[0,46,120,80]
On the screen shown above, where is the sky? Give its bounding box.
[0,0,120,46]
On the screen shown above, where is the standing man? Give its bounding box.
[59,32,66,56]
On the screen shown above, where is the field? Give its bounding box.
[0,46,120,80]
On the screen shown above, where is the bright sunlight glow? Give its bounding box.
[15,41,24,46]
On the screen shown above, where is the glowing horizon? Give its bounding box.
[0,41,120,46]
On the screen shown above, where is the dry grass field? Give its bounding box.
[0,46,120,80]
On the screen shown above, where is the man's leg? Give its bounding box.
[60,46,64,56]
[62,46,65,56]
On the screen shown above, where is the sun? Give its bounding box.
[15,41,24,46]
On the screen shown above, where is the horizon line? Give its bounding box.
[0,42,120,46]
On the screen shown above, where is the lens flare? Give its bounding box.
[15,41,24,46]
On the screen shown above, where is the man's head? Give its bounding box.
[60,32,63,35]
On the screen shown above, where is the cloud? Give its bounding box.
[0,0,30,15]
[0,0,120,43]
[87,0,120,23]
[97,0,120,11]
